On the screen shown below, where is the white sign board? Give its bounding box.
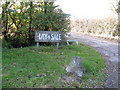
[35,31,62,42]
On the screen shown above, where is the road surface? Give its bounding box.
[68,32,119,88]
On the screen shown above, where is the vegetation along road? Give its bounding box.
[69,32,119,88]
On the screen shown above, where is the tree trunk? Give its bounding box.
[29,2,33,45]
[44,2,49,31]
[2,2,9,41]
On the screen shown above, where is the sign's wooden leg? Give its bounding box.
[37,42,39,47]
[67,41,69,45]
[56,42,59,50]
[76,41,78,45]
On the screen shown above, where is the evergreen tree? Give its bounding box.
[2,1,70,48]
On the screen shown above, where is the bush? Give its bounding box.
[2,39,12,49]
[2,1,70,48]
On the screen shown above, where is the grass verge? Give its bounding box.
[2,43,105,88]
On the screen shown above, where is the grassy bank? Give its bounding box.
[2,43,105,88]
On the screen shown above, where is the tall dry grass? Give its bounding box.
[70,17,118,39]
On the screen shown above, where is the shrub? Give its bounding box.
[2,1,70,48]
[2,39,12,49]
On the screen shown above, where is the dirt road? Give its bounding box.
[69,32,119,88]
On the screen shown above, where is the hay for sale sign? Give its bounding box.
[35,31,62,42]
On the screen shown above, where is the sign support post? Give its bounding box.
[56,42,59,50]
[36,42,39,47]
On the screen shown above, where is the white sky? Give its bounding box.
[55,0,117,19]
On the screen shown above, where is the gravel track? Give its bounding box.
[69,32,119,88]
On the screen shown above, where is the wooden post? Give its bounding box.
[56,42,59,50]
[76,41,78,45]
[36,42,39,47]
[67,40,69,45]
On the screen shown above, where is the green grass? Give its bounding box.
[2,43,105,88]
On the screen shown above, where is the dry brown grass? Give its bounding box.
[70,17,118,40]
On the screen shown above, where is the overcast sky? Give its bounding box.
[55,0,117,19]
[0,0,117,19]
